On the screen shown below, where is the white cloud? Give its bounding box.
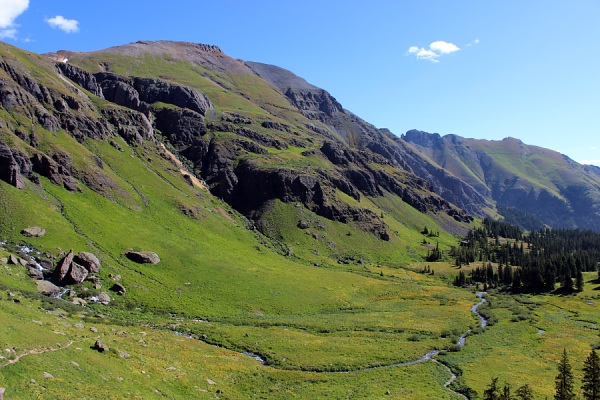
[406,40,460,63]
[0,28,17,39]
[46,15,79,33]
[430,41,460,54]
[0,0,29,39]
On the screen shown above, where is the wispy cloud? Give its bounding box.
[406,40,460,63]
[0,0,29,39]
[581,159,600,166]
[467,38,480,47]
[46,15,79,33]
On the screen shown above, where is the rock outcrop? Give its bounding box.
[21,226,46,238]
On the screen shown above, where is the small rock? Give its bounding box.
[21,226,46,238]
[72,298,87,307]
[297,220,310,229]
[124,250,160,265]
[43,372,54,379]
[90,327,98,333]
[110,283,126,296]
[75,323,84,329]
[207,379,217,385]
[119,351,130,359]
[71,361,79,367]
[93,340,109,353]
[97,292,110,305]
[32,320,43,325]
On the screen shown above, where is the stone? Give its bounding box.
[35,280,61,297]
[119,351,130,359]
[124,250,160,265]
[93,340,109,353]
[72,298,87,307]
[52,249,74,285]
[110,283,126,296]
[73,252,100,274]
[21,226,46,238]
[297,220,310,229]
[67,262,88,284]
[27,267,44,280]
[97,292,110,305]
[43,372,54,379]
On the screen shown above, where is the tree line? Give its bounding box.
[451,219,600,293]
[482,349,600,400]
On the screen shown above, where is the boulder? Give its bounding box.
[73,252,101,273]
[21,226,46,238]
[298,220,310,229]
[110,283,126,296]
[71,298,87,307]
[35,280,61,297]
[8,255,19,265]
[67,262,88,284]
[27,267,44,280]
[97,292,110,305]
[125,250,160,265]
[93,340,109,353]
[52,249,74,285]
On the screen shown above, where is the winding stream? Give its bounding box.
[173,291,488,397]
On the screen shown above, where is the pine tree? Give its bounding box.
[576,269,585,292]
[515,384,534,400]
[483,377,500,400]
[500,383,512,400]
[555,348,575,400]
[582,349,600,400]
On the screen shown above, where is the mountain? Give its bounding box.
[1,39,600,399]
[403,130,600,231]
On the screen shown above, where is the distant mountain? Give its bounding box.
[402,130,600,230]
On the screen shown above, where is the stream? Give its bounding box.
[172,291,488,397]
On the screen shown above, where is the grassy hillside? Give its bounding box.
[2,40,599,399]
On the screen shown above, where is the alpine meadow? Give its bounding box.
[1,34,600,400]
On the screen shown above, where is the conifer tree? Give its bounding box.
[582,349,600,400]
[576,269,585,292]
[515,384,534,400]
[555,348,575,400]
[483,377,500,400]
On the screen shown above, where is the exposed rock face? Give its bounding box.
[31,153,77,192]
[125,250,160,264]
[0,141,40,189]
[74,252,101,273]
[56,62,104,97]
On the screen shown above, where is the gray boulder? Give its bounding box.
[73,252,100,273]
[52,250,74,285]
[21,226,46,238]
[68,262,88,284]
[27,267,44,280]
[125,250,160,265]
[35,280,61,297]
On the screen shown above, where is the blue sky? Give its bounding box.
[2,0,599,165]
